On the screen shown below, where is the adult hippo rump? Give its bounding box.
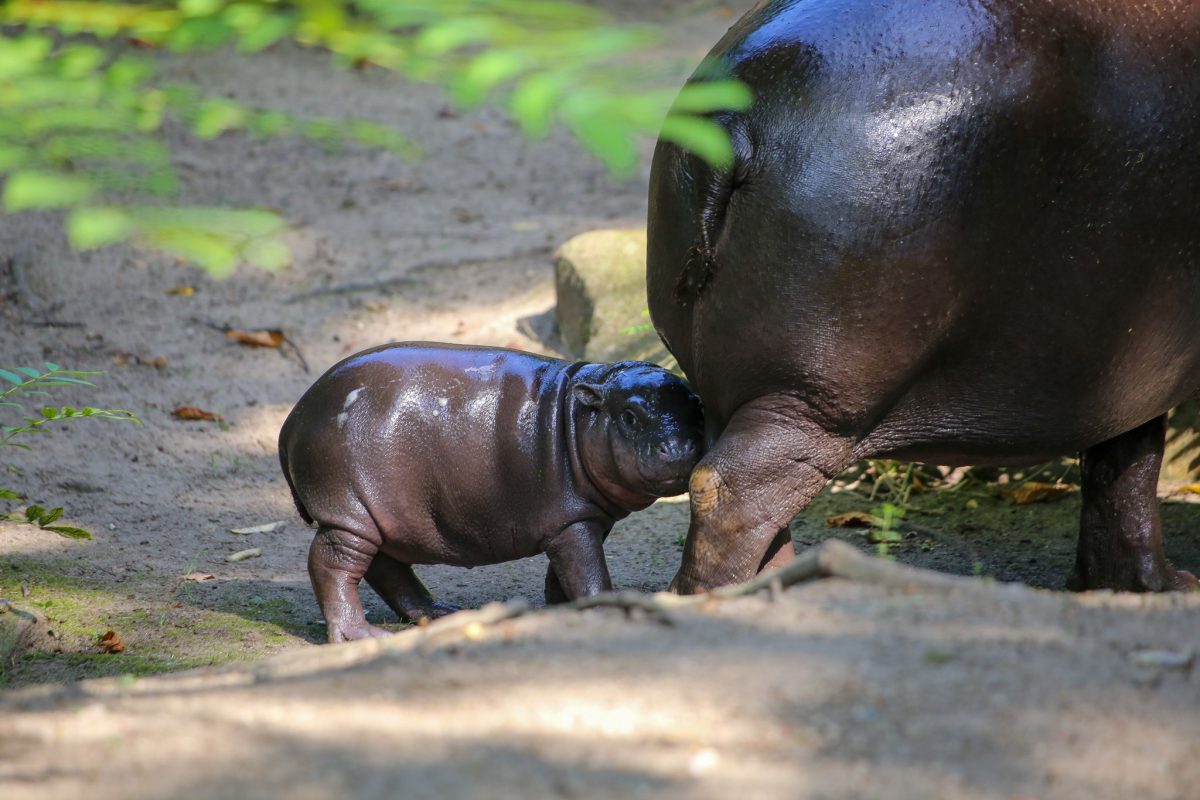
[279,343,703,642]
[648,0,1200,593]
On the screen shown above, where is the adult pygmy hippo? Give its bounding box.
[279,342,704,642]
[648,0,1200,593]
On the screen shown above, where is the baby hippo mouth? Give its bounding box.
[638,437,702,495]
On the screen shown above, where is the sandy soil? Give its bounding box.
[1,2,1198,797]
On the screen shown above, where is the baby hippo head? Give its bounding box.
[572,362,705,502]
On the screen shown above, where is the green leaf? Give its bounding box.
[0,370,23,385]
[0,489,23,502]
[43,362,61,371]
[670,81,755,114]
[236,13,294,52]
[193,101,247,139]
[0,145,36,172]
[105,57,156,89]
[566,113,637,174]
[657,115,736,169]
[180,0,225,17]
[44,525,92,540]
[451,49,530,106]
[243,238,291,271]
[25,504,47,524]
[414,17,499,56]
[137,226,238,277]
[30,377,95,387]
[41,407,60,419]
[55,44,106,79]
[509,73,565,138]
[41,507,65,525]
[67,207,135,250]
[15,367,41,379]
[0,34,53,81]
[3,171,94,211]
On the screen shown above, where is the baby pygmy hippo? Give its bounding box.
[279,342,704,642]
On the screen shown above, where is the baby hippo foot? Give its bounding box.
[327,618,393,644]
[365,553,460,624]
[399,600,460,625]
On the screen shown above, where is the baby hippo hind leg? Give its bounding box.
[1069,414,1198,591]
[365,553,460,623]
[308,526,392,643]
[671,396,855,594]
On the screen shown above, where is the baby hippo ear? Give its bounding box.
[572,383,606,410]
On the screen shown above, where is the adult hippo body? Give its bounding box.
[648,0,1200,592]
[280,343,703,642]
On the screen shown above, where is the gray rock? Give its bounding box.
[554,228,672,366]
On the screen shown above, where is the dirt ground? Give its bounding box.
[1,2,1198,798]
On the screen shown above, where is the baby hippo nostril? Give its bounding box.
[657,439,697,461]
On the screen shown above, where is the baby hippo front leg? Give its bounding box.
[543,521,612,604]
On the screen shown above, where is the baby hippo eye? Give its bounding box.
[620,409,640,430]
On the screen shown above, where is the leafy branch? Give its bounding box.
[1,363,140,539]
[3,503,93,540]
[0,1,752,275]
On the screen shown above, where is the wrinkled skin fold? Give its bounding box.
[648,0,1200,594]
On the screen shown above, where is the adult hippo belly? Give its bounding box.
[648,0,1200,593]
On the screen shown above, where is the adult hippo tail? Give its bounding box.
[648,0,1200,593]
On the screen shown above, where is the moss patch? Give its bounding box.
[0,556,314,689]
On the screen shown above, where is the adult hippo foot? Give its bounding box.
[1069,416,1199,593]
[1067,562,1199,593]
[668,404,853,595]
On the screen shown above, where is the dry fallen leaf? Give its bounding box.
[224,328,285,348]
[826,511,883,528]
[229,521,285,535]
[1003,482,1075,505]
[171,406,221,422]
[98,630,125,654]
[147,355,169,369]
[165,286,195,296]
[1179,483,1200,495]
[225,548,262,563]
[182,572,216,582]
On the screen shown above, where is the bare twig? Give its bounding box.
[4,255,38,308]
[286,274,420,303]
[191,318,309,373]
[564,590,688,625]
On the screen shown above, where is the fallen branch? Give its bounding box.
[3,543,1013,708]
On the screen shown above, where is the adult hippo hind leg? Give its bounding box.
[671,396,855,594]
[1069,415,1198,592]
[364,552,460,624]
[308,526,392,643]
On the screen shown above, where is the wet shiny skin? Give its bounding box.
[648,0,1200,594]
[279,342,704,642]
